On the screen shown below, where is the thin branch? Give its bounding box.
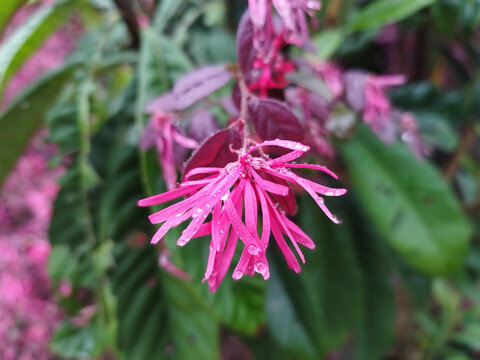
[113,0,140,49]
[444,122,476,181]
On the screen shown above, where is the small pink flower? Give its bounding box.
[272,0,321,45]
[363,74,405,143]
[314,61,344,99]
[141,112,199,190]
[139,139,345,291]
[248,35,295,97]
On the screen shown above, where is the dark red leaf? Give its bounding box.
[236,11,256,82]
[188,109,221,143]
[248,98,304,142]
[183,127,243,180]
[173,65,232,110]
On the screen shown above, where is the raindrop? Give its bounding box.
[233,271,243,280]
[176,213,182,217]
[254,262,266,274]
[325,191,334,196]
[248,244,260,255]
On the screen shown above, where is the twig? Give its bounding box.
[444,122,476,181]
[113,0,140,49]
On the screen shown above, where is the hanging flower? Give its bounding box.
[138,139,346,291]
[363,74,405,143]
[141,112,199,190]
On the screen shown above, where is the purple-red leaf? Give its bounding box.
[173,65,232,110]
[236,12,256,82]
[145,93,177,114]
[183,127,243,180]
[188,109,221,143]
[248,98,304,142]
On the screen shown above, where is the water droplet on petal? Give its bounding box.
[219,229,225,234]
[233,271,243,280]
[247,244,260,255]
[221,193,229,201]
[254,262,267,274]
[325,191,334,196]
[176,213,182,217]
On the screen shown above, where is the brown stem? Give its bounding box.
[113,0,140,49]
[238,78,251,151]
[444,122,476,181]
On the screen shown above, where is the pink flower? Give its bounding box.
[138,139,346,291]
[272,0,321,45]
[248,34,296,97]
[314,61,344,99]
[398,112,430,159]
[141,112,199,190]
[363,74,405,143]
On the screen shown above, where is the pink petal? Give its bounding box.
[249,168,289,196]
[271,163,339,179]
[138,184,202,207]
[184,167,222,181]
[270,214,301,273]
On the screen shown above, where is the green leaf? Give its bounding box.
[0,0,26,34]
[347,0,436,32]
[0,0,78,97]
[50,319,110,359]
[312,28,345,59]
[341,126,471,275]
[0,62,80,186]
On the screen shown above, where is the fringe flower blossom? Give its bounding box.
[138,139,346,291]
[141,109,199,190]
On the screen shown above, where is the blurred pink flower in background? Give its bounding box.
[0,0,79,357]
[0,134,64,360]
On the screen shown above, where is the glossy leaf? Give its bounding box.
[248,98,304,142]
[347,0,436,32]
[341,126,471,275]
[0,0,78,97]
[0,0,26,34]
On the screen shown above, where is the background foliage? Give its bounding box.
[1,0,479,359]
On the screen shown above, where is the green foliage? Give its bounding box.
[1,0,477,359]
[341,126,471,275]
[0,62,81,186]
[0,0,79,96]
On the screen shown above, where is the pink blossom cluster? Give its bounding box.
[138,1,429,290]
[1,0,80,109]
[0,133,64,360]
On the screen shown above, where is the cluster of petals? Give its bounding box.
[138,139,346,291]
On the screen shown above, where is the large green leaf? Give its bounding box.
[341,126,471,275]
[347,0,436,32]
[0,0,26,34]
[0,62,80,186]
[0,0,78,98]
